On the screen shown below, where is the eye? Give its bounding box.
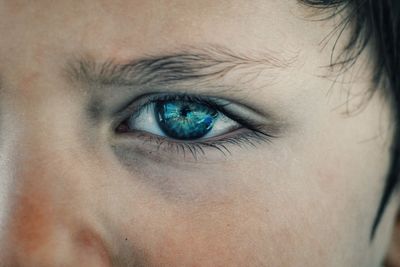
[115,94,275,159]
[118,98,241,141]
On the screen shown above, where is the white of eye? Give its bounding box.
[127,102,241,139]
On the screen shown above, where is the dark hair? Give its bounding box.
[301,0,400,240]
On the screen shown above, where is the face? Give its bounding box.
[0,1,397,266]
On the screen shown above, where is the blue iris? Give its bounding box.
[155,101,218,140]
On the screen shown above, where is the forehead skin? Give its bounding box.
[0,0,326,68]
[0,1,397,267]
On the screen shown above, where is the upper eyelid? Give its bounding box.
[67,46,295,120]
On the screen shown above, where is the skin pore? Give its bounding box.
[0,0,398,266]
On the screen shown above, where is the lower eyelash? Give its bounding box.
[135,129,272,160]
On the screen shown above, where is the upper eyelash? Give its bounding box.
[134,93,228,117]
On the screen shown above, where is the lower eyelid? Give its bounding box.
[115,127,271,151]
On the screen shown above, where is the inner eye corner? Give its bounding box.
[115,120,129,133]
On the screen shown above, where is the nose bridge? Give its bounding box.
[0,99,112,266]
[4,130,79,265]
[6,170,60,264]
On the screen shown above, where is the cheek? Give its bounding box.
[282,101,394,265]
[115,191,273,266]
[106,155,339,266]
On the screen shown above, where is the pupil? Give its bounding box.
[180,106,191,117]
[155,101,217,140]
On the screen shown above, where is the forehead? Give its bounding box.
[0,0,338,65]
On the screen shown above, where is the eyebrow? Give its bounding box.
[65,45,294,89]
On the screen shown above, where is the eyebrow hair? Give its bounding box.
[65,45,294,88]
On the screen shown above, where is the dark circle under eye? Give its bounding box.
[155,101,218,140]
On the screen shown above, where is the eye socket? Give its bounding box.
[117,97,241,141]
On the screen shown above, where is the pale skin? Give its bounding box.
[0,0,399,266]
